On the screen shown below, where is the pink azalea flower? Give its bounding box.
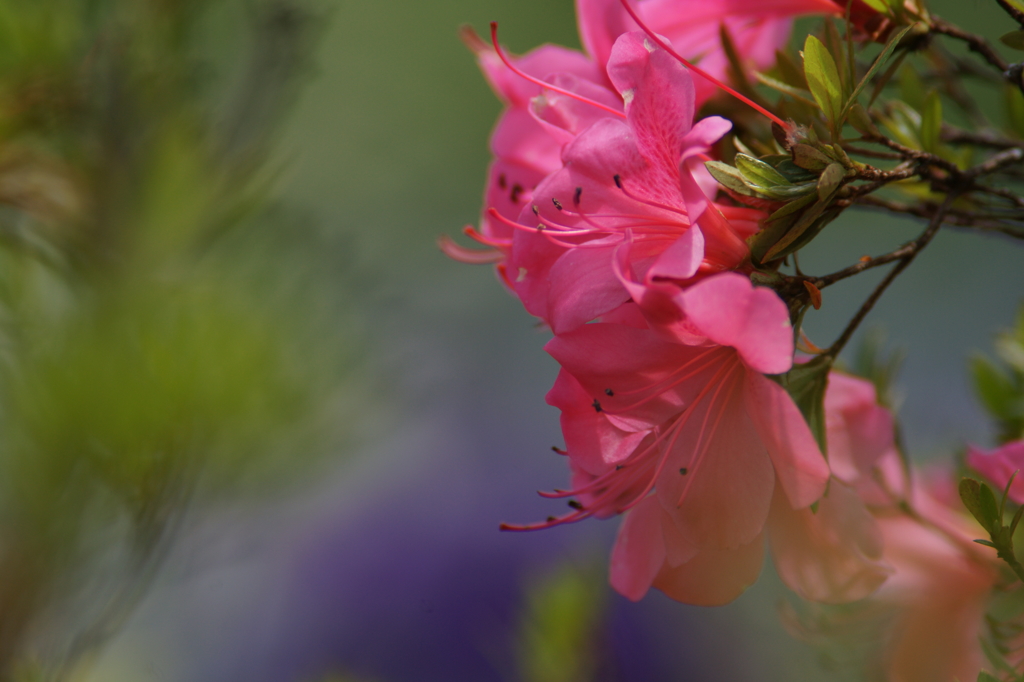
[576,0,841,104]
[507,32,762,333]
[440,28,619,278]
[603,368,894,605]
[758,371,901,604]
[825,371,897,485]
[514,273,841,604]
[869,467,1000,682]
[967,439,1024,504]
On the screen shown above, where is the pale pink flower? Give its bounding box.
[825,371,898,485]
[767,478,890,605]
[759,371,900,604]
[967,439,1024,504]
[870,468,999,682]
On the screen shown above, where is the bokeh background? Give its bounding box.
[42,0,1023,680]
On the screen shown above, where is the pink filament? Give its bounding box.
[489,23,627,120]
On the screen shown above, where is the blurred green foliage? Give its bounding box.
[0,0,356,679]
[973,307,1024,444]
[516,562,607,682]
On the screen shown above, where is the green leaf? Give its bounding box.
[981,637,1019,678]
[758,161,843,262]
[1002,30,1024,51]
[774,49,808,89]
[823,18,849,97]
[960,477,1001,534]
[719,23,755,99]
[859,0,889,12]
[754,71,817,106]
[803,35,844,132]
[517,563,605,682]
[899,63,927,113]
[982,482,1002,530]
[766,192,819,223]
[778,355,833,454]
[735,154,793,187]
[882,100,923,149]
[705,161,761,197]
[989,583,1024,621]
[1011,504,1024,536]
[868,49,910,107]
[841,24,914,118]
[972,355,1017,420]
[817,162,845,201]
[847,102,878,135]
[920,90,942,154]
[1008,84,1024,139]
[748,192,818,264]
[767,206,841,261]
[762,199,830,261]
[792,144,833,171]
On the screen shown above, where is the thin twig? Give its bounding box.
[996,0,1024,28]
[843,146,903,160]
[973,184,1024,208]
[849,195,1024,239]
[942,126,1021,149]
[930,18,1010,73]
[964,147,1024,179]
[822,194,957,360]
[860,134,962,174]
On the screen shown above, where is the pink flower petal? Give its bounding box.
[877,514,996,682]
[546,369,650,474]
[530,72,623,143]
[652,532,765,606]
[647,227,704,281]
[609,494,669,601]
[473,41,602,108]
[745,371,829,509]
[612,239,707,344]
[825,371,896,484]
[546,323,732,429]
[967,439,1024,504]
[547,241,630,333]
[483,158,549,243]
[680,272,794,375]
[656,365,776,549]
[768,480,890,604]
[575,0,637,72]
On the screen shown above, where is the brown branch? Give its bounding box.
[996,0,1024,28]
[859,135,962,174]
[841,165,919,199]
[843,146,904,160]
[964,147,1024,179]
[821,194,957,360]
[930,18,1010,73]
[972,185,1024,208]
[849,195,1024,240]
[941,126,1021,149]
